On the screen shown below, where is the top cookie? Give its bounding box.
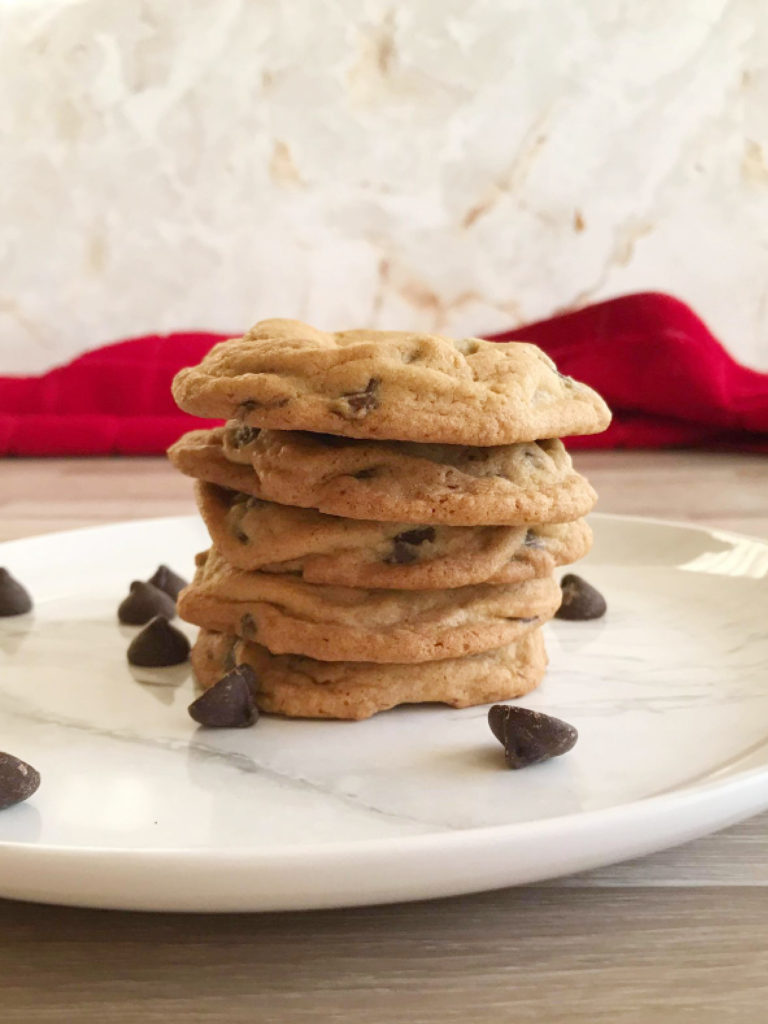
[172,318,611,445]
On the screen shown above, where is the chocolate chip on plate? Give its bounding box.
[0,752,41,810]
[555,573,607,621]
[118,581,176,625]
[127,616,190,667]
[488,705,578,770]
[0,568,33,617]
[188,665,259,728]
[148,564,188,601]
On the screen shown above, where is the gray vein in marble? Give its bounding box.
[0,687,453,836]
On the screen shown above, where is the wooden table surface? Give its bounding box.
[1,450,768,1023]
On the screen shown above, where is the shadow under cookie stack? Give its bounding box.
[169,319,610,720]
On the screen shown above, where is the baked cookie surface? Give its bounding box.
[169,425,597,526]
[191,628,547,720]
[172,318,611,445]
[195,481,593,588]
[178,548,561,663]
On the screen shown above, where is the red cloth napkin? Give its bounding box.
[491,292,768,450]
[1,292,766,456]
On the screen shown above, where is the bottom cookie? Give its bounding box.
[190,628,548,720]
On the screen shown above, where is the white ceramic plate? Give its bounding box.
[0,513,767,912]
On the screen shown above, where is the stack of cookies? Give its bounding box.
[169,319,610,720]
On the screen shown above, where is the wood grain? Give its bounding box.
[1,888,768,1023]
[1,450,767,1022]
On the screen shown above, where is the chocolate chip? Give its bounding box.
[240,613,257,640]
[488,705,578,769]
[341,378,379,417]
[188,665,259,728]
[487,706,508,745]
[387,541,419,565]
[0,752,40,810]
[396,527,436,546]
[0,568,33,617]
[127,616,190,667]
[386,526,436,564]
[231,423,260,448]
[555,574,607,621]
[237,399,288,417]
[148,564,188,601]
[118,581,176,625]
[523,529,545,549]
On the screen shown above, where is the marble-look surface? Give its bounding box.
[2,0,768,375]
[3,453,768,1019]
[0,513,767,910]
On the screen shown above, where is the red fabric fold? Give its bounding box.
[0,334,224,456]
[0,292,766,456]
[489,292,768,450]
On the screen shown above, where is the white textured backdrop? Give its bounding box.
[2,0,768,374]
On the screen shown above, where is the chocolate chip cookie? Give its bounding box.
[171,319,611,445]
[195,482,593,588]
[191,628,548,720]
[177,548,561,663]
[169,425,597,526]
